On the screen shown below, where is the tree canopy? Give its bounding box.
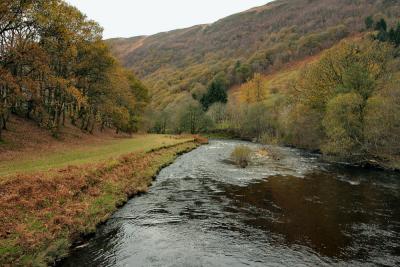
[0,0,148,139]
[200,74,228,110]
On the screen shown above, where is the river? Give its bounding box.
[59,140,400,266]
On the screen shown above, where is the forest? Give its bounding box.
[0,0,149,140]
[147,18,400,170]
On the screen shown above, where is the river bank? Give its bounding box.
[0,135,206,266]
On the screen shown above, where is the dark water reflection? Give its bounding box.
[59,140,400,267]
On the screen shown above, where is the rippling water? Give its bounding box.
[59,140,400,267]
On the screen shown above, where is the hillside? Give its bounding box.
[107,0,400,109]
[229,53,321,104]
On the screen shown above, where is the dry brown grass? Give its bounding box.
[231,145,252,168]
[0,140,200,266]
[187,134,209,144]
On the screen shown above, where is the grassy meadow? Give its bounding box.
[0,134,193,177]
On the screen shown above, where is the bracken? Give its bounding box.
[0,139,202,266]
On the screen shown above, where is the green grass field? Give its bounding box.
[0,134,193,177]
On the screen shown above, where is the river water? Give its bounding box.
[59,140,400,266]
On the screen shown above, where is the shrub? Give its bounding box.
[231,145,252,168]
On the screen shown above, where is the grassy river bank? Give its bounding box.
[0,134,206,266]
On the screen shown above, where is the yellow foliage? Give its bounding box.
[239,73,268,104]
[66,86,87,106]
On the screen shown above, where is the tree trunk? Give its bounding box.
[62,105,66,126]
[84,115,90,131]
[0,116,3,141]
[80,113,86,130]
[89,118,95,134]
[71,115,76,126]
[2,115,7,130]
[26,100,33,119]
[54,106,61,132]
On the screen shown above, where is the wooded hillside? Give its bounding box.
[107,0,400,109]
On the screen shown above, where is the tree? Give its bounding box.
[283,103,324,150]
[125,70,149,128]
[296,39,391,111]
[365,16,374,30]
[207,102,227,125]
[178,104,213,134]
[388,23,400,47]
[112,106,130,134]
[374,20,400,47]
[322,93,364,160]
[222,101,278,141]
[338,63,375,99]
[375,18,388,42]
[253,73,265,102]
[375,18,387,32]
[240,73,266,103]
[200,74,228,110]
[364,87,400,161]
[240,82,253,104]
[151,111,169,134]
[233,61,252,84]
[395,23,400,46]
[0,0,149,139]
[191,83,207,100]
[289,38,396,164]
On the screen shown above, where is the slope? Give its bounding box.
[107,0,400,109]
